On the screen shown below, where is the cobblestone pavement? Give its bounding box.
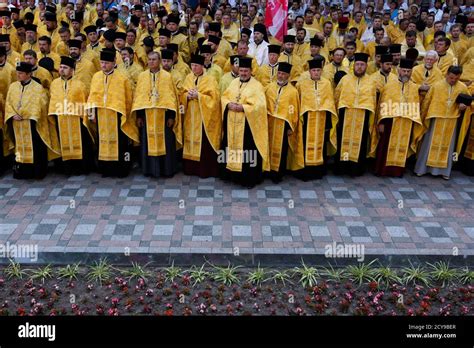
[0,169,473,257]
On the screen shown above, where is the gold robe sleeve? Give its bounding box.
[5,80,61,161]
[265,82,304,171]
[181,73,221,154]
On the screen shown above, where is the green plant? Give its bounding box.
[374,265,402,286]
[188,264,210,287]
[428,261,459,287]
[4,259,27,280]
[86,259,113,285]
[57,263,81,281]
[294,260,319,288]
[247,264,267,286]
[269,269,293,286]
[346,259,377,285]
[212,263,241,286]
[459,267,474,284]
[30,264,54,284]
[164,261,182,282]
[121,261,152,282]
[401,262,431,286]
[320,264,346,283]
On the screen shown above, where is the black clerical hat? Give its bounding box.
[278,62,292,74]
[100,49,116,62]
[60,56,76,69]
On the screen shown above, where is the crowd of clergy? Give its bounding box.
[0,0,473,188]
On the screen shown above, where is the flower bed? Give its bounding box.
[0,260,472,316]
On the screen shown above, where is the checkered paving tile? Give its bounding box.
[0,169,474,255]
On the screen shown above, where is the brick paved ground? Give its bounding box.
[0,168,473,257]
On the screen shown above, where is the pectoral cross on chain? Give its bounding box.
[447,86,453,108]
[314,81,321,106]
[151,73,159,102]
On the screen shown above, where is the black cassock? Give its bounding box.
[459,113,474,176]
[268,122,289,184]
[96,110,132,178]
[54,118,95,176]
[220,107,263,188]
[294,111,332,181]
[10,119,48,180]
[333,108,371,177]
[138,109,178,178]
[183,124,219,178]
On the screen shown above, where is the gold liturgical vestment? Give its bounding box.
[131,69,181,156]
[256,63,279,88]
[86,70,138,161]
[48,77,92,160]
[421,79,470,168]
[456,84,474,161]
[297,77,338,165]
[370,78,423,167]
[265,81,304,171]
[335,73,377,162]
[4,80,60,163]
[181,73,221,161]
[411,65,443,87]
[221,77,270,172]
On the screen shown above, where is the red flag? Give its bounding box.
[265,0,288,42]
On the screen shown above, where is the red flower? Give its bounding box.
[164,309,173,316]
[108,308,119,316]
[38,288,47,299]
[198,303,207,314]
[226,305,234,314]
[96,305,104,315]
[111,298,119,306]
[314,303,326,314]
[181,275,191,286]
[344,292,353,301]
[295,307,304,316]
[368,281,378,291]
[420,301,430,311]
[17,307,26,316]
[339,299,350,312]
